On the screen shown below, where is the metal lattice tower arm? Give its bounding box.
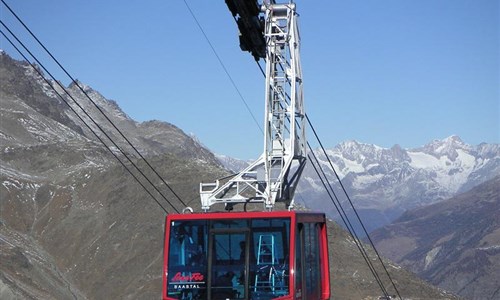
[200,1,306,211]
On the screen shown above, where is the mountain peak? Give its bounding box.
[420,135,471,161]
[443,135,464,145]
[68,79,92,93]
[336,140,382,152]
[432,135,464,146]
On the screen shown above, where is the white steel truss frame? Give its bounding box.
[200,1,306,211]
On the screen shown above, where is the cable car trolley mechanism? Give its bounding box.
[163,1,330,299]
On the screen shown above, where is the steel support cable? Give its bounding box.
[306,114,403,299]
[0,29,172,214]
[274,92,387,293]
[256,60,266,77]
[0,24,181,215]
[181,0,263,135]
[307,143,387,290]
[0,0,188,210]
[307,145,390,297]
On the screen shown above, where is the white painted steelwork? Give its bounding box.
[201,1,306,211]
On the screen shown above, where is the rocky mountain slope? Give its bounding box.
[0,51,459,299]
[371,176,500,300]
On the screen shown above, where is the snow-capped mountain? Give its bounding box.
[301,137,499,232]
[218,137,499,232]
[215,154,254,173]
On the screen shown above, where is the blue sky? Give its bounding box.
[1,0,498,160]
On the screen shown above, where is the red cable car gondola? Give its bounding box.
[162,211,330,299]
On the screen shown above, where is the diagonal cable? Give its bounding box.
[0,29,173,214]
[181,0,263,134]
[0,23,181,214]
[1,0,188,209]
[307,145,390,297]
[306,114,402,299]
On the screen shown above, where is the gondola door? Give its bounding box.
[208,228,249,300]
[295,221,327,300]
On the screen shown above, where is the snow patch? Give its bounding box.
[353,174,384,189]
[424,246,441,269]
[302,176,323,192]
[408,149,477,193]
[408,151,440,169]
[2,179,22,191]
[341,158,365,174]
[477,245,500,251]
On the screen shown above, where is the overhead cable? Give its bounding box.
[306,114,402,299]
[0,28,173,214]
[181,0,263,134]
[307,145,390,297]
[0,21,183,214]
[0,0,188,211]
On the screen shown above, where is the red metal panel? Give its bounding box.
[320,222,331,299]
[162,216,173,300]
[295,213,326,223]
[288,213,297,300]
[166,210,298,221]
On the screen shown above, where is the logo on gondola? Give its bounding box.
[169,272,205,289]
[171,272,204,282]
